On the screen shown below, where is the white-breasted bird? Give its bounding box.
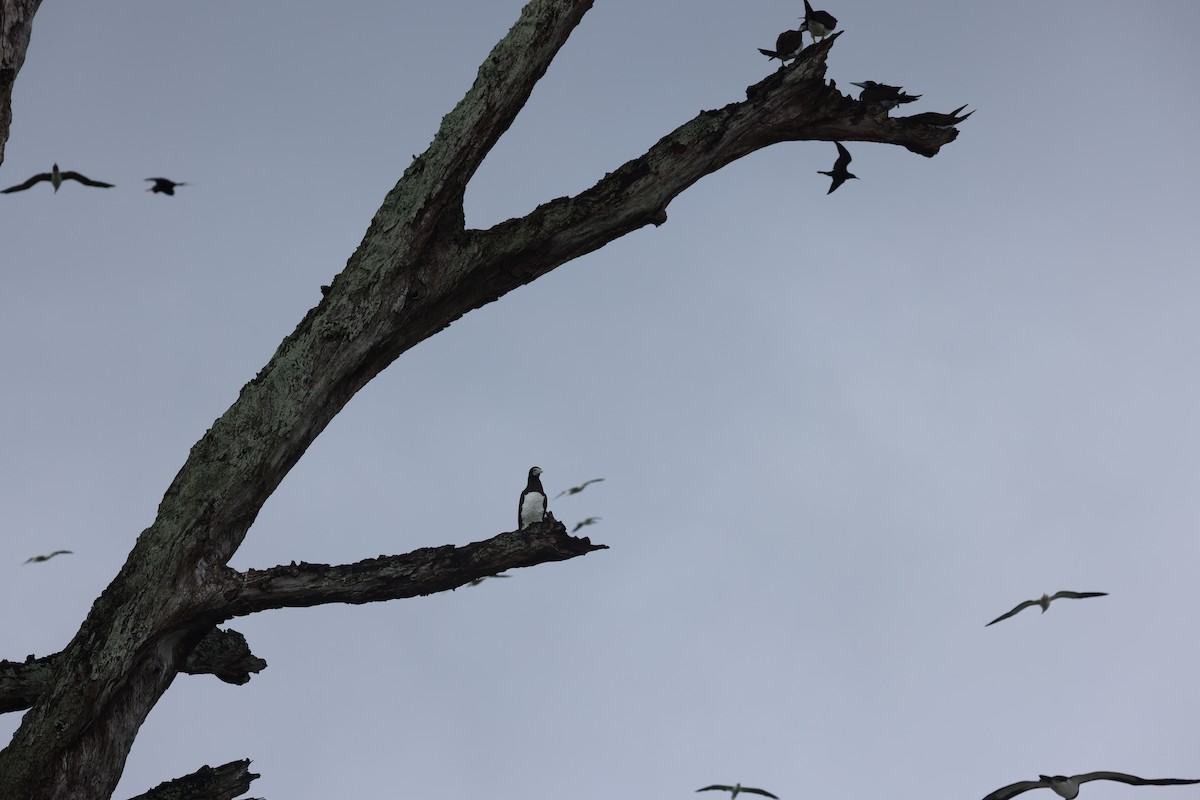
[2,164,113,193]
[981,773,1200,800]
[985,590,1108,627]
[697,785,779,800]
[518,466,547,529]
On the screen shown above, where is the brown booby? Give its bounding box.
[802,0,837,42]
[985,591,1108,627]
[145,177,188,196]
[519,466,547,529]
[851,81,921,110]
[982,773,1200,800]
[24,550,72,564]
[698,785,779,800]
[555,478,605,499]
[758,27,807,66]
[1,164,114,193]
[572,517,601,533]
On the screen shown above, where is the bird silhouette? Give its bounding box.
[572,517,601,533]
[24,550,73,564]
[981,773,1200,800]
[985,591,1108,627]
[818,142,858,194]
[851,81,921,110]
[554,478,604,499]
[802,0,837,42]
[698,785,779,800]
[758,27,807,66]
[145,177,188,196]
[2,164,113,193]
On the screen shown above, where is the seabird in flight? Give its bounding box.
[818,141,858,194]
[24,550,73,564]
[698,785,779,800]
[145,177,188,196]
[519,466,547,529]
[555,478,605,499]
[1,164,114,193]
[758,26,808,66]
[802,0,838,42]
[851,81,921,110]
[985,591,1108,627]
[903,104,974,127]
[572,517,601,533]
[981,773,1200,800]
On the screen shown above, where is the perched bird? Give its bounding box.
[145,177,188,196]
[758,26,808,66]
[851,80,921,110]
[24,550,72,564]
[985,591,1108,627]
[698,785,779,800]
[802,0,838,42]
[467,573,510,587]
[981,773,1200,800]
[818,141,858,194]
[555,478,605,499]
[1,164,114,193]
[572,517,601,533]
[518,466,547,529]
[903,104,975,127]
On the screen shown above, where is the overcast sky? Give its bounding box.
[3,1,1200,799]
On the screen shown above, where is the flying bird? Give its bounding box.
[555,478,605,499]
[802,0,837,42]
[903,104,975,127]
[572,517,601,533]
[981,773,1200,800]
[818,141,858,194]
[519,466,547,529]
[851,81,921,110]
[145,177,188,196]
[758,26,807,66]
[698,785,779,800]
[985,591,1108,627]
[1,164,114,193]
[24,550,72,564]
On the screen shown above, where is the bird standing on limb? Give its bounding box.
[518,467,548,529]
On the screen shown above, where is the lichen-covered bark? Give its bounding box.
[0,0,964,797]
[0,0,43,164]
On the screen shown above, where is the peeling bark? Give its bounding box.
[0,629,265,714]
[123,759,259,800]
[0,0,43,163]
[0,0,965,797]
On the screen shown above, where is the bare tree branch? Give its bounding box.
[123,759,259,800]
[0,629,267,715]
[0,0,43,164]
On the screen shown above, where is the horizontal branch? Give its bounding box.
[211,518,606,619]
[124,758,260,800]
[0,628,266,714]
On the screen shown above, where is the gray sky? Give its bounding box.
[3,1,1200,799]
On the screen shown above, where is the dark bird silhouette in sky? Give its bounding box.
[555,478,604,499]
[851,81,921,110]
[24,550,73,564]
[467,573,510,587]
[802,0,837,42]
[698,785,779,800]
[981,773,1200,800]
[758,27,807,66]
[2,164,114,193]
[903,104,974,127]
[572,517,601,533]
[145,177,188,196]
[818,141,858,194]
[985,591,1108,627]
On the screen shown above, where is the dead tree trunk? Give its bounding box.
[0,1,961,798]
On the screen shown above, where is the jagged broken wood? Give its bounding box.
[0,0,963,798]
[122,759,259,800]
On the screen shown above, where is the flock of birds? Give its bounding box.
[758,0,974,193]
[695,776,1200,800]
[0,163,186,195]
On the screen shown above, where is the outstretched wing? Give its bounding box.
[740,788,779,800]
[61,171,114,188]
[1074,773,1200,788]
[1,172,52,193]
[697,787,734,794]
[1050,591,1107,602]
[985,598,1039,627]
[979,779,1048,800]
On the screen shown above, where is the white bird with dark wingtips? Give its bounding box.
[981,773,1200,800]
[518,466,547,529]
[697,785,779,800]
[985,590,1108,626]
[24,550,72,564]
